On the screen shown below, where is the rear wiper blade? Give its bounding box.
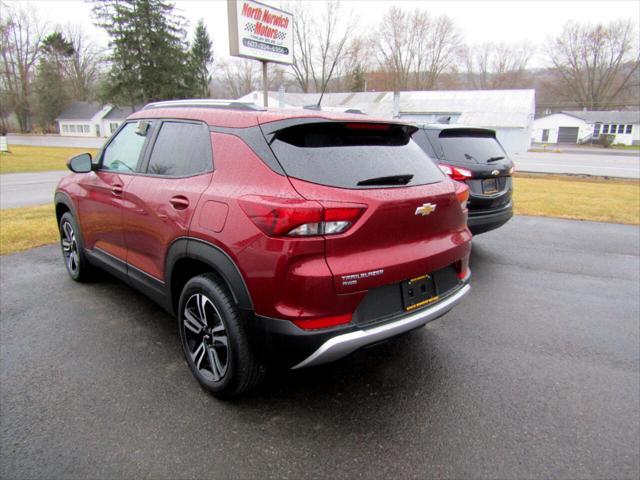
[357,174,413,186]
[486,156,505,162]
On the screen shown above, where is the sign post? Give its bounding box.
[227,0,294,107]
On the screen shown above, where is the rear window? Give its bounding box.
[435,129,507,164]
[269,122,444,189]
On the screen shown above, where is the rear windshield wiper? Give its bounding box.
[486,156,505,162]
[357,174,414,186]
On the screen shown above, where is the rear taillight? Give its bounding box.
[292,313,353,330]
[239,196,365,237]
[455,183,470,210]
[439,164,473,181]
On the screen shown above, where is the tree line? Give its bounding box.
[1,0,638,133]
[1,0,213,133]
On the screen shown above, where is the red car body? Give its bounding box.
[55,102,472,374]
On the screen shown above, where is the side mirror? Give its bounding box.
[67,153,93,173]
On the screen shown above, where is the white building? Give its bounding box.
[56,102,133,137]
[237,89,536,154]
[532,110,640,146]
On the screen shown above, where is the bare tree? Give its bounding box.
[464,42,533,89]
[414,14,463,89]
[376,7,463,91]
[214,58,260,99]
[0,3,47,132]
[376,7,413,91]
[546,19,640,109]
[289,0,355,93]
[338,35,374,91]
[64,25,105,101]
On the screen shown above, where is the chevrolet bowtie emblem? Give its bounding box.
[491,169,500,176]
[415,203,437,216]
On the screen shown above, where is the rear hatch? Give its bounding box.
[419,128,513,210]
[263,120,470,294]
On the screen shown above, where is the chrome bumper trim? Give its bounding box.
[292,283,471,369]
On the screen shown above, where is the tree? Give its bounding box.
[189,19,213,98]
[350,63,365,92]
[546,20,640,109]
[34,32,74,131]
[92,0,191,108]
[214,58,260,99]
[0,3,46,132]
[464,42,533,89]
[376,7,463,91]
[290,1,355,93]
[65,25,104,101]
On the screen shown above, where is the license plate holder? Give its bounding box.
[482,178,499,194]
[401,274,438,311]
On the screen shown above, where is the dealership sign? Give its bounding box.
[228,0,294,65]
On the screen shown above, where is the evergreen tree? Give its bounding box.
[189,19,213,98]
[92,0,191,108]
[350,64,366,92]
[34,32,74,132]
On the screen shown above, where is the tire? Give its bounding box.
[178,273,265,398]
[59,212,94,282]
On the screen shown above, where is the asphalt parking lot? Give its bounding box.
[1,215,638,479]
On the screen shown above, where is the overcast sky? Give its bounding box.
[15,0,640,67]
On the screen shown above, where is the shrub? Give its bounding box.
[599,134,615,148]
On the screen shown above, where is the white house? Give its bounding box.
[57,102,133,137]
[237,89,536,155]
[532,110,640,146]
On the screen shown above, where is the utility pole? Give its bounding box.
[262,60,268,107]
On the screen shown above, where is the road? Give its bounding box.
[7,133,105,149]
[1,216,638,479]
[513,150,640,179]
[0,170,67,209]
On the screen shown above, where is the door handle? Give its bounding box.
[111,184,124,196]
[169,195,190,210]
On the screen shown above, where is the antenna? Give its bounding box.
[314,57,340,110]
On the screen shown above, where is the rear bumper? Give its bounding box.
[292,282,470,369]
[248,275,471,369]
[468,202,513,234]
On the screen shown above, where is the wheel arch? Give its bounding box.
[54,192,76,224]
[166,238,254,316]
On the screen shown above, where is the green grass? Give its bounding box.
[0,204,58,255]
[0,175,638,256]
[514,174,640,225]
[611,144,640,151]
[0,146,98,174]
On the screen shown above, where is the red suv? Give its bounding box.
[55,101,472,397]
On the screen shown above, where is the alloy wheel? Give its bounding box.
[61,220,79,276]
[183,293,229,382]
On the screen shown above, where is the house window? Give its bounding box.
[610,124,617,134]
[626,125,633,134]
[61,125,68,133]
[602,125,609,134]
[593,124,601,137]
[109,122,120,134]
[617,124,624,134]
[69,125,77,133]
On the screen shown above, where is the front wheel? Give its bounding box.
[178,274,265,398]
[59,212,93,282]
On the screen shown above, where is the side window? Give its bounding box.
[102,121,150,172]
[411,129,437,159]
[146,122,212,177]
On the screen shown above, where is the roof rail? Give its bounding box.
[142,99,267,111]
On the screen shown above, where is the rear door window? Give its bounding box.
[146,121,212,177]
[434,129,507,164]
[269,122,444,189]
